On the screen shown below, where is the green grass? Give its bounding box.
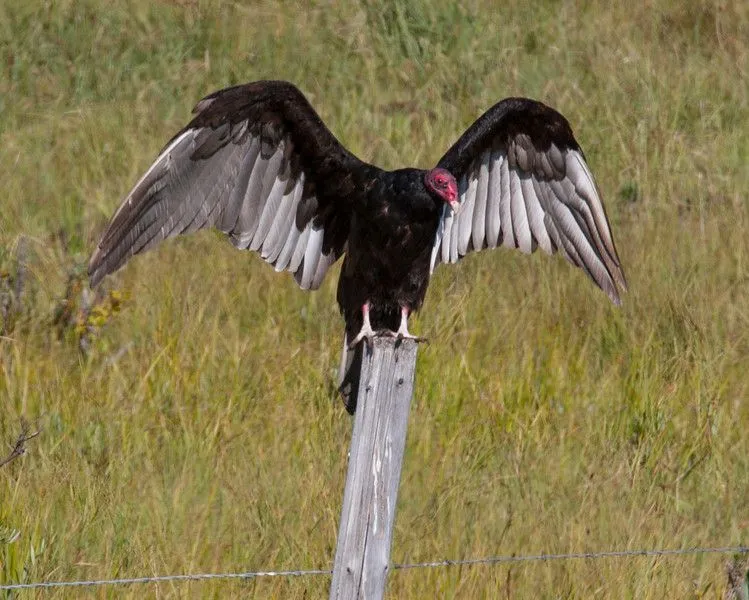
[1,0,748,597]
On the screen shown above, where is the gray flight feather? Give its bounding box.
[431,127,626,305]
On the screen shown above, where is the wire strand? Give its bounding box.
[394,546,749,570]
[0,568,331,590]
[1,546,747,591]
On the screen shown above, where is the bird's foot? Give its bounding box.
[348,323,377,349]
[377,329,429,344]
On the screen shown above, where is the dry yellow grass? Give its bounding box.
[1,0,748,597]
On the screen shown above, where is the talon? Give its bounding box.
[349,322,376,348]
[374,329,427,343]
[397,333,429,344]
[348,328,375,349]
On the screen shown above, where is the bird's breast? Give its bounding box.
[346,200,437,279]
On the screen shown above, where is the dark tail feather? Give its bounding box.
[337,334,362,414]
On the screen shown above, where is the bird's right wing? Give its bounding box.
[433,98,626,305]
[89,81,377,290]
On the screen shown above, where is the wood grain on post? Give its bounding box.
[330,337,418,600]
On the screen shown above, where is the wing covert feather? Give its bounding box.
[89,80,378,291]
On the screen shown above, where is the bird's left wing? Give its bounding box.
[432,98,626,305]
[89,81,377,290]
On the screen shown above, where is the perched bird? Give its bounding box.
[89,80,626,411]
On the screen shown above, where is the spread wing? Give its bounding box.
[89,80,378,290]
[432,98,626,305]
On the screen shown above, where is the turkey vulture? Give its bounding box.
[89,80,626,411]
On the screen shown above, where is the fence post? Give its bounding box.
[725,555,749,600]
[329,337,418,600]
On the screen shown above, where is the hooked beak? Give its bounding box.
[448,197,460,214]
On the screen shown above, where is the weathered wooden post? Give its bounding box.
[329,337,418,600]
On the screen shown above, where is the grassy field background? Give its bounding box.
[1,0,748,597]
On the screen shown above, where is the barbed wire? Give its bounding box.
[1,545,747,591]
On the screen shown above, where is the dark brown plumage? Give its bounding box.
[89,80,627,412]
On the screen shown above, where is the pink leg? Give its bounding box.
[382,306,428,343]
[348,302,376,348]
